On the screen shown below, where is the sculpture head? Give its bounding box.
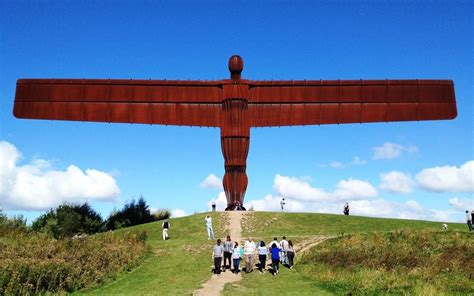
[228,55,243,80]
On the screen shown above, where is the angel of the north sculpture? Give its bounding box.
[13,55,457,210]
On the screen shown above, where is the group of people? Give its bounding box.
[212,235,296,276]
[466,210,474,231]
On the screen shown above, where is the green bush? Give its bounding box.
[32,203,105,238]
[0,230,149,295]
[0,210,28,235]
[106,196,167,230]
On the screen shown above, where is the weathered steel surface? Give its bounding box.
[13,55,457,210]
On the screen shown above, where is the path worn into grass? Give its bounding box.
[296,235,334,254]
[193,211,244,296]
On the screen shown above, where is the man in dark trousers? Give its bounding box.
[343,203,350,215]
[466,210,472,232]
[162,219,170,240]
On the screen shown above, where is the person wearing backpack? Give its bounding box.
[162,219,170,240]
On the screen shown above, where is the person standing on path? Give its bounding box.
[466,210,473,231]
[161,219,170,240]
[223,235,233,270]
[213,239,224,275]
[232,241,243,274]
[205,215,215,240]
[280,236,289,265]
[287,240,296,269]
[244,237,256,273]
[211,200,216,212]
[257,240,267,272]
[270,242,281,276]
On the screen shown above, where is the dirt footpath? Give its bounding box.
[193,211,244,296]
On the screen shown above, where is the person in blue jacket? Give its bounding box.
[270,242,281,276]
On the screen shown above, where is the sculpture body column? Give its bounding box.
[221,83,249,210]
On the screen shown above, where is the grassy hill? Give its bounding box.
[78,212,471,295]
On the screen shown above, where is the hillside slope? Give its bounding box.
[79,212,468,295]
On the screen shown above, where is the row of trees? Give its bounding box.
[2,196,170,239]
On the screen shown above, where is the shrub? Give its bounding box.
[0,230,149,295]
[0,210,28,235]
[299,230,474,294]
[106,196,161,230]
[32,203,105,238]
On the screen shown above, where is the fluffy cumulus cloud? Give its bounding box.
[0,141,120,211]
[372,142,418,160]
[273,174,377,202]
[200,174,223,190]
[379,171,414,194]
[244,174,457,222]
[171,208,188,218]
[448,197,474,211]
[416,161,474,193]
[207,191,228,211]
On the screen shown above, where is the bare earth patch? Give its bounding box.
[193,211,244,296]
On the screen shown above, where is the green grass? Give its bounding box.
[77,212,227,295]
[300,230,473,295]
[223,212,469,295]
[77,211,469,295]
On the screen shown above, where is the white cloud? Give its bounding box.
[333,178,378,200]
[243,174,457,222]
[171,208,188,218]
[0,141,120,211]
[416,161,474,193]
[329,161,343,169]
[351,156,367,166]
[200,174,223,190]
[325,156,367,169]
[273,174,377,202]
[207,191,227,211]
[380,171,414,194]
[372,142,418,160]
[448,197,474,211]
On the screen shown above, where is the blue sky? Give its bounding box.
[0,1,472,223]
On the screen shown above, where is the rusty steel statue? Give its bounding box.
[13,55,457,210]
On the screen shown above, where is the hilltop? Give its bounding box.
[77,212,471,295]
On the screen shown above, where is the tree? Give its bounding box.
[106,196,165,230]
[32,203,104,238]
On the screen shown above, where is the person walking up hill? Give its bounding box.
[223,235,233,270]
[213,239,224,275]
[205,215,215,240]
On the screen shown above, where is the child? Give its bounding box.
[270,242,281,276]
[232,242,243,274]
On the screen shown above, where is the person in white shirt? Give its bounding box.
[257,241,268,272]
[161,220,170,240]
[280,236,289,265]
[243,237,256,273]
[205,215,215,239]
[269,237,281,249]
[466,210,473,231]
[231,242,243,274]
